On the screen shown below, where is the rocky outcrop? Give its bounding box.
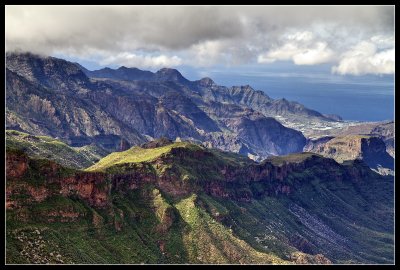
[6,143,393,264]
[304,135,394,174]
[6,143,375,212]
[6,151,29,178]
[306,121,395,158]
[370,121,395,157]
[141,137,173,149]
[60,173,109,207]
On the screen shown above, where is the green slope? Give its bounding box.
[86,142,194,172]
[6,139,394,264]
[6,129,108,169]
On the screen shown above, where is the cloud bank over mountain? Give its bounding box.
[6,5,394,75]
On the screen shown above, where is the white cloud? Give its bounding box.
[189,41,225,66]
[293,42,335,65]
[99,52,182,69]
[286,31,314,42]
[332,41,394,75]
[257,31,335,65]
[370,35,394,49]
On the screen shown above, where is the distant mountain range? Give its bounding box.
[6,52,344,161]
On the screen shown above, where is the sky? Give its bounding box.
[5,5,395,121]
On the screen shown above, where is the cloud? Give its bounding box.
[293,42,335,65]
[332,41,395,75]
[5,6,243,53]
[5,6,394,74]
[99,52,182,69]
[257,31,335,65]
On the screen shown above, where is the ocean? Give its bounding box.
[74,58,395,122]
[182,64,394,122]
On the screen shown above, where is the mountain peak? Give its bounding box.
[155,68,188,83]
[6,51,89,90]
[197,77,216,87]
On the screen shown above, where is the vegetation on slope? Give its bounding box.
[6,129,108,169]
[86,142,196,172]
[265,152,322,166]
[6,139,394,264]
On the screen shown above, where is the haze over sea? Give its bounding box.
[75,56,394,123]
[179,63,394,122]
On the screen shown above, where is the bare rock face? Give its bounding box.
[6,143,374,211]
[6,52,308,160]
[304,135,394,174]
[291,252,332,264]
[119,138,130,151]
[141,137,173,149]
[370,121,395,157]
[6,152,28,178]
[60,173,110,207]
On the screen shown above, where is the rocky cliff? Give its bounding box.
[7,52,310,160]
[304,135,394,175]
[6,141,393,264]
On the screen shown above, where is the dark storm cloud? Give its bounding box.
[6,5,394,74]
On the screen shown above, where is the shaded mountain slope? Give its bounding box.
[306,121,395,158]
[6,52,307,160]
[304,135,394,175]
[6,130,109,169]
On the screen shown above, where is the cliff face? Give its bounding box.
[6,143,377,208]
[6,143,393,264]
[304,135,394,174]
[6,52,309,160]
[6,151,109,209]
[370,121,395,157]
[306,121,395,158]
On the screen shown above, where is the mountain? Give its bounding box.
[6,52,311,160]
[85,66,154,81]
[86,65,339,123]
[305,120,395,159]
[6,138,394,264]
[5,66,145,150]
[304,135,394,175]
[370,121,395,157]
[6,130,109,169]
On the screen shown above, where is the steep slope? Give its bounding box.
[304,135,394,175]
[6,130,109,169]
[6,52,306,160]
[194,83,334,122]
[306,121,395,157]
[85,65,338,123]
[370,121,395,157]
[6,140,393,264]
[6,66,145,150]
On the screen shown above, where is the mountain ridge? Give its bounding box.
[6,52,312,160]
[6,137,394,264]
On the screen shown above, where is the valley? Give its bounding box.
[5,52,395,265]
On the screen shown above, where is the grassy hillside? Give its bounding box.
[6,140,394,264]
[6,130,108,169]
[86,142,194,171]
[265,152,320,166]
